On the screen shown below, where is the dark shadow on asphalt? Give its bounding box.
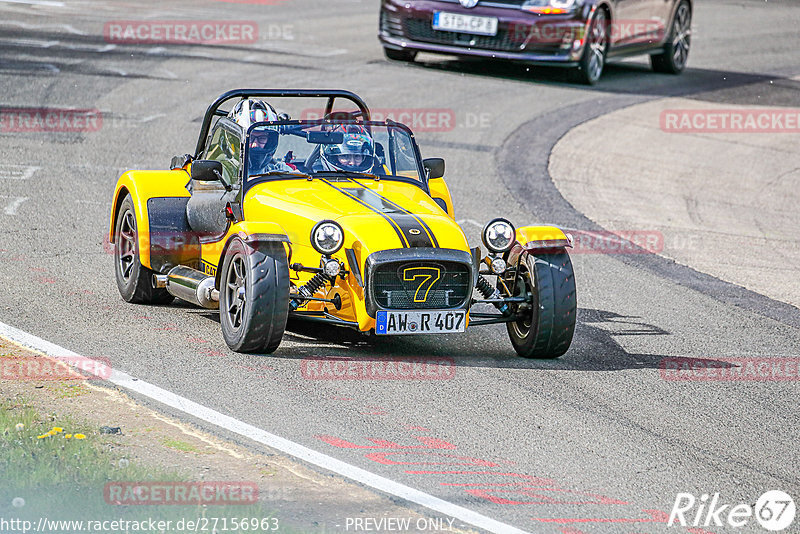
[271,308,694,373]
[0,27,312,82]
[386,56,779,98]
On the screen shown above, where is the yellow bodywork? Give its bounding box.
[515,226,570,248]
[110,164,568,333]
[240,177,468,331]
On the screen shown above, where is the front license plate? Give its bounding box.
[432,12,499,36]
[376,310,466,335]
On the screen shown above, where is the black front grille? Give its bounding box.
[404,17,525,53]
[372,260,471,310]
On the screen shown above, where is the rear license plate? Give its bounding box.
[376,310,466,335]
[432,12,499,36]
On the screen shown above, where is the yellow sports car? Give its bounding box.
[110,89,576,358]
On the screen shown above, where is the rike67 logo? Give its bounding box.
[668,490,795,531]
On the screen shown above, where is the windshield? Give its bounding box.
[245,120,424,183]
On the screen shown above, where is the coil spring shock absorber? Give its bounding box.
[476,275,511,315]
[290,272,330,311]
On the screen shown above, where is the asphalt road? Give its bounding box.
[1,0,799,532]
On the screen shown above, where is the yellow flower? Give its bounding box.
[64,434,72,439]
[37,434,49,439]
[74,434,86,440]
[51,427,63,433]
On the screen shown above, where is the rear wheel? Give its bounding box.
[219,238,289,353]
[506,250,576,359]
[651,0,691,74]
[384,46,417,62]
[570,8,608,85]
[114,195,173,304]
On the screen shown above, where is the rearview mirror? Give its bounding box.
[191,160,223,182]
[307,131,345,145]
[423,158,445,179]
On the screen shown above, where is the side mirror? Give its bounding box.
[191,160,223,182]
[423,158,445,179]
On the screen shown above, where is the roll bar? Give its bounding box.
[193,89,371,158]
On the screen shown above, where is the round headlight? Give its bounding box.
[490,257,507,274]
[323,258,342,277]
[311,220,344,255]
[482,218,516,254]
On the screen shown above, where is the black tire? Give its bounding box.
[569,8,608,85]
[114,195,174,304]
[506,250,576,359]
[651,0,691,74]
[219,237,289,353]
[384,46,417,62]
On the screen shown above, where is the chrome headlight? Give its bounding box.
[482,218,516,254]
[489,257,507,275]
[311,220,344,255]
[323,258,342,277]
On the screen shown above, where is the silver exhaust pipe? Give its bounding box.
[153,266,219,309]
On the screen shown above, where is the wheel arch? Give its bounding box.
[109,184,130,245]
[109,169,192,270]
[595,2,613,38]
[658,0,692,49]
[213,223,291,290]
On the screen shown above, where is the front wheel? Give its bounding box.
[506,250,576,359]
[651,0,691,74]
[569,8,608,85]
[219,238,290,353]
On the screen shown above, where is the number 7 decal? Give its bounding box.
[403,267,441,302]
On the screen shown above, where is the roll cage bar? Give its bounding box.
[194,89,371,158]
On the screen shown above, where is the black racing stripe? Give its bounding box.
[342,186,434,248]
[319,179,409,248]
[347,178,439,248]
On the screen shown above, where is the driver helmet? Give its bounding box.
[229,99,281,171]
[228,98,278,130]
[320,125,375,173]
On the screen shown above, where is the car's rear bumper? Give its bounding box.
[379,0,590,66]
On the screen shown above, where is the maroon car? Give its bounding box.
[379,0,692,84]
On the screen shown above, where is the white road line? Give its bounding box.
[0,165,39,180]
[0,0,65,6]
[0,20,85,34]
[0,320,531,534]
[0,195,29,215]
